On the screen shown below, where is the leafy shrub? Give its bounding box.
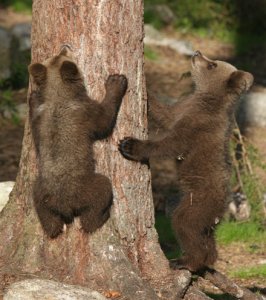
[1,0,32,12]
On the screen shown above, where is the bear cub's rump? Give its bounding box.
[29,46,127,238]
[119,51,253,271]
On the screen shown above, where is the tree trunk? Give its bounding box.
[0,1,178,299]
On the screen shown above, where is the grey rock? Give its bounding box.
[11,23,31,51]
[0,181,14,212]
[144,25,193,56]
[4,279,108,300]
[237,92,266,127]
[17,103,28,121]
[3,103,27,121]
[145,24,163,40]
[228,193,251,221]
[0,27,11,80]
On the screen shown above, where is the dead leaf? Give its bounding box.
[103,290,121,299]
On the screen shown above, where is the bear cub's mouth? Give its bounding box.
[191,50,202,66]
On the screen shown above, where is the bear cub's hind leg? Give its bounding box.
[34,200,65,239]
[79,174,113,233]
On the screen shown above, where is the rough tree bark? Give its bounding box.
[0,1,188,299]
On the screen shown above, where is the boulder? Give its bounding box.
[11,23,31,51]
[0,181,14,212]
[228,192,251,221]
[237,92,266,128]
[4,279,108,300]
[144,24,193,56]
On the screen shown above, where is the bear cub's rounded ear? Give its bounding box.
[227,70,254,93]
[60,61,81,82]
[28,63,47,85]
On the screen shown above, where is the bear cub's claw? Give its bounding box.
[119,137,138,161]
[169,259,189,271]
[106,74,128,96]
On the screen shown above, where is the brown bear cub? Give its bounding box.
[29,46,127,238]
[119,51,253,272]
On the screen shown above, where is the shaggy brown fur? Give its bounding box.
[119,51,253,272]
[29,46,127,238]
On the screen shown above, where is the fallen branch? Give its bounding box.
[203,268,264,300]
[184,285,213,300]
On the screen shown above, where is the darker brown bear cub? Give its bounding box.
[119,51,253,272]
[29,46,127,238]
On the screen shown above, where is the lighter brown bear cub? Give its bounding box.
[29,46,127,238]
[119,51,253,272]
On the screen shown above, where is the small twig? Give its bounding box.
[233,120,253,175]
[232,153,244,191]
[232,120,263,205]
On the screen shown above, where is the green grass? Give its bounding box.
[216,221,266,246]
[156,214,265,259]
[144,46,159,61]
[230,264,266,279]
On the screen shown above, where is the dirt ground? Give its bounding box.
[0,10,265,297]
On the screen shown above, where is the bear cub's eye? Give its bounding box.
[207,62,217,70]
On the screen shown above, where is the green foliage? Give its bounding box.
[230,264,266,279]
[1,0,32,12]
[0,90,20,124]
[10,60,30,89]
[173,0,235,34]
[144,0,237,41]
[155,212,182,259]
[144,0,266,45]
[144,9,163,30]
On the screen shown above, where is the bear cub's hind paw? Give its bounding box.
[43,217,64,239]
[169,258,189,271]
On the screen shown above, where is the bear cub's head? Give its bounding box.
[191,51,253,96]
[28,45,84,96]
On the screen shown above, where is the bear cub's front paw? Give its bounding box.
[106,74,128,97]
[119,137,141,161]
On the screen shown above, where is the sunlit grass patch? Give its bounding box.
[216,221,266,246]
[230,264,266,279]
